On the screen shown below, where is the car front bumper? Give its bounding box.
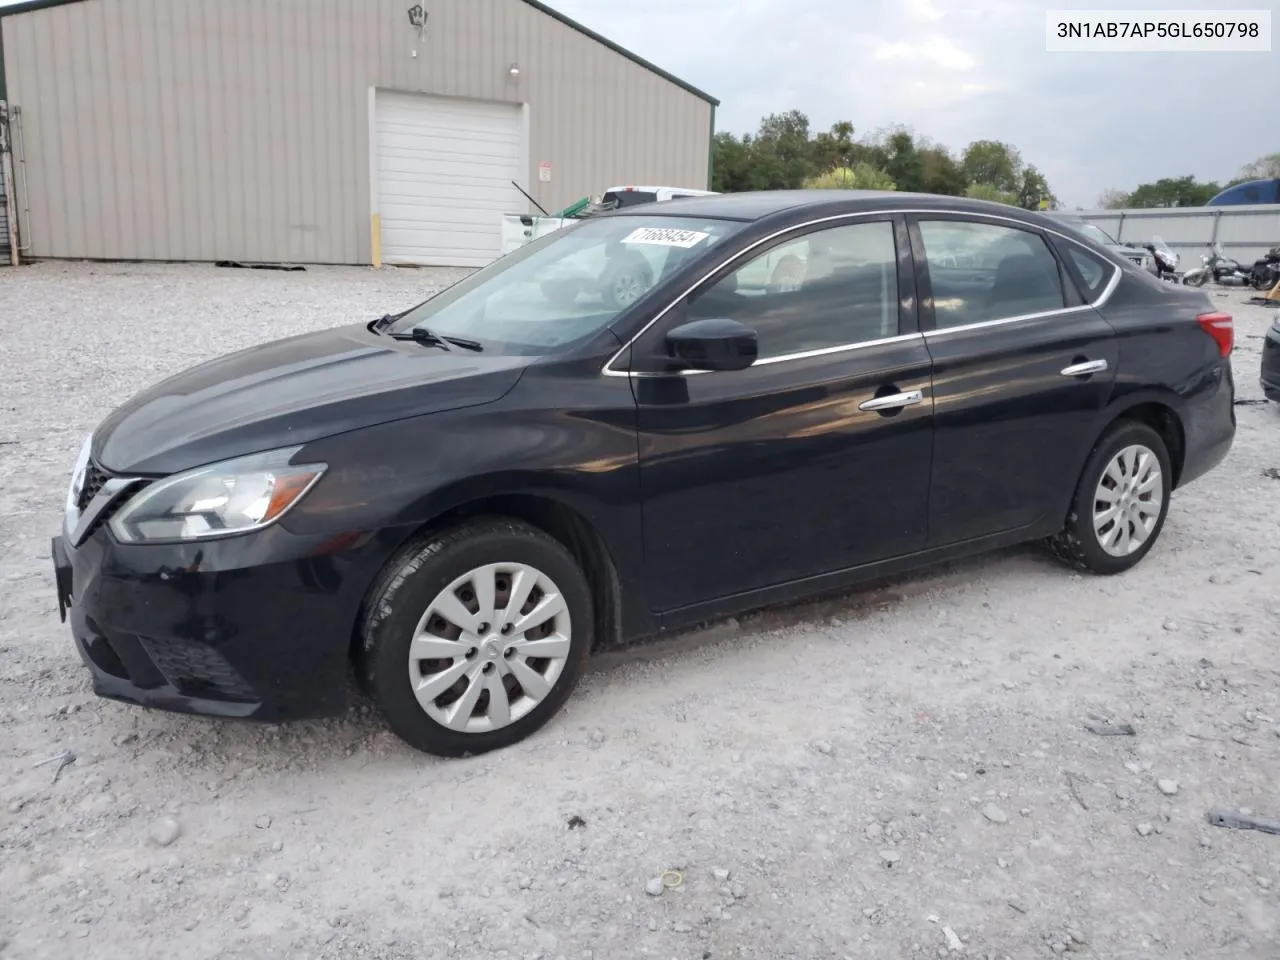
[1262,326,1280,402]
[51,521,400,723]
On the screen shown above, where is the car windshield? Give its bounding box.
[387,216,743,355]
[1075,221,1118,246]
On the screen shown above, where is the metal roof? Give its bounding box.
[0,0,718,106]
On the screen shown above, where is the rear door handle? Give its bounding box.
[859,389,925,412]
[1060,359,1109,377]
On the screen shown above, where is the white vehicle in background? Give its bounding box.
[597,185,718,208]
[499,185,718,256]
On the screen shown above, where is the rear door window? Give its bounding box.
[916,220,1066,329]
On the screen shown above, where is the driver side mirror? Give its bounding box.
[665,318,758,372]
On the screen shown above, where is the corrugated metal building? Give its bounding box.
[0,0,717,266]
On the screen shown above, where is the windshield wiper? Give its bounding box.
[388,327,484,352]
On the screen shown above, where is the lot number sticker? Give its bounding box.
[623,227,710,248]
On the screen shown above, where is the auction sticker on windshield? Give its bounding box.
[623,227,710,248]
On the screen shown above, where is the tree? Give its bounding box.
[879,130,925,193]
[1126,176,1220,208]
[707,110,1056,206]
[965,183,1019,206]
[1096,188,1130,209]
[804,164,897,191]
[961,140,1022,194]
[751,110,814,189]
[1235,152,1280,182]
[710,132,754,193]
[1016,165,1056,210]
[810,121,858,175]
[920,144,969,196]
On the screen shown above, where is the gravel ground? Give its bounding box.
[1,261,1278,960]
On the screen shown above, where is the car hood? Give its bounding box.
[93,324,530,475]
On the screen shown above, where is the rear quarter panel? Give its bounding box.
[1095,271,1234,487]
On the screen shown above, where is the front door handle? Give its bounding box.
[859,389,925,412]
[1060,359,1109,377]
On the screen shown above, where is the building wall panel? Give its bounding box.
[2,0,713,264]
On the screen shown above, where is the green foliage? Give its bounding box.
[1125,176,1221,208]
[964,183,1020,206]
[804,165,897,191]
[961,140,1022,194]
[710,112,1058,210]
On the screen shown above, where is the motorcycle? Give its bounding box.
[1144,236,1180,282]
[1182,242,1252,287]
[1249,247,1280,291]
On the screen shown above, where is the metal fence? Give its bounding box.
[1047,204,1280,266]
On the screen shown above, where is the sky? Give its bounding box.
[544,0,1276,207]
[1,0,1273,208]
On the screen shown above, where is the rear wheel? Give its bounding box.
[1047,421,1171,575]
[600,256,654,309]
[358,519,593,757]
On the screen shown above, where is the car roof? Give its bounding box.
[606,190,1067,228]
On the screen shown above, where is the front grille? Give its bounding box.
[77,462,109,511]
[136,635,258,703]
[75,460,147,540]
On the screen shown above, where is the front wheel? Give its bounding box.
[357,518,593,757]
[1047,421,1172,575]
[1252,271,1276,291]
[1183,270,1207,288]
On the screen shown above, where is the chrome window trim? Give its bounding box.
[600,207,1123,379]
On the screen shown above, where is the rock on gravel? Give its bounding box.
[982,803,1009,824]
[1157,779,1180,796]
[1136,823,1155,837]
[644,877,664,897]
[149,817,181,847]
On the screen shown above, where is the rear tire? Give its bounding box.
[1047,421,1172,575]
[357,518,593,757]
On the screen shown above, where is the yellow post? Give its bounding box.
[370,214,383,268]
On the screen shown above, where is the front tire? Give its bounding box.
[358,518,593,757]
[1047,421,1172,575]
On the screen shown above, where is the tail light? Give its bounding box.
[1196,312,1233,357]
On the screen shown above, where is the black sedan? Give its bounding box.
[52,191,1237,757]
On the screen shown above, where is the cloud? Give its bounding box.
[903,0,945,23]
[545,0,1276,209]
[872,36,976,71]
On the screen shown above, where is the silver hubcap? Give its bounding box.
[407,563,572,734]
[612,274,643,304]
[1093,444,1163,557]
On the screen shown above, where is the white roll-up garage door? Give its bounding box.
[375,91,526,267]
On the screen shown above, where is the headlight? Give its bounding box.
[64,435,93,531]
[108,446,327,544]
